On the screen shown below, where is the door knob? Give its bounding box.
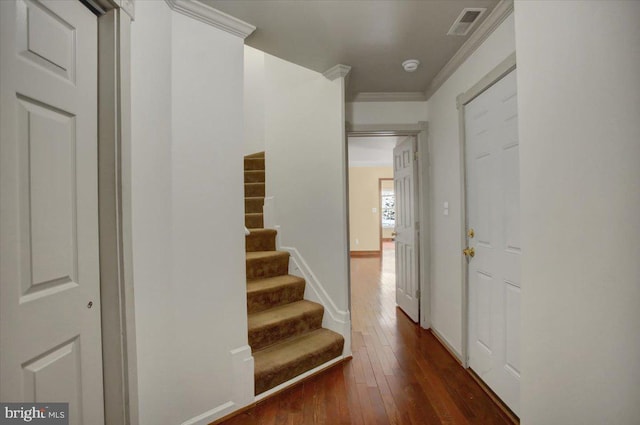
[463,247,475,258]
[391,232,397,236]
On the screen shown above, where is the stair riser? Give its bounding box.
[247,282,305,314]
[246,255,289,280]
[245,214,264,229]
[245,198,264,214]
[249,309,323,351]
[244,158,265,171]
[245,183,265,197]
[246,232,276,252]
[254,338,344,395]
[244,170,265,183]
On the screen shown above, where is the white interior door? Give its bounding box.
[0,1,104,423]
[393,137,419,322]
[465,70,520,414]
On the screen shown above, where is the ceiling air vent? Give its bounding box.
[447,8,486,36]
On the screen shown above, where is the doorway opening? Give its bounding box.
[346,131,426,325]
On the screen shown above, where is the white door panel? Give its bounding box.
[1,1,104,423]
[393,138,419,322]
[465,70,520,414]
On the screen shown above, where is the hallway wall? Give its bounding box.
[131,2,251,423]
[425,12,515,357]
[515,2,640,424]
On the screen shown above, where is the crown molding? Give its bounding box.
[351,92,427,103]
[323,64,352,81]
[164,0,256,39]
[424,0,514,101]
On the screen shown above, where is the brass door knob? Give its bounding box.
[391,232,397,236]
[463,247,475,258]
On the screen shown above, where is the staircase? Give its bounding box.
[244,152,345,395]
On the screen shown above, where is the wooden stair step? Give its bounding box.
[249,300,323,351]
[253,328,344,395]
[244,157,265,171]
[246,251,289,280]
[245,151,265,159]
[245,182,265,197]
[247,275,305,314]
[245,213,264,229]
[246,228,277,252]
[244,170,265,183]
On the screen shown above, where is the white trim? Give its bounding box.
[346,122,423,136]
[164,0,256,39]
[425,0,514,101]
[254,355,348,401]
[322,64,352,81]
[351,92,427,102]
[282,246,352,355]
[230,345,254,409]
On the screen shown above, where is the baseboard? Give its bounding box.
[349,250,380,257]
[430,327,463,364]
[281,246,352,356]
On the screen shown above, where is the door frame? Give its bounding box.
[378,177,393,252]
[94,1,138,424]
[457,52,516,369]
[346,122,431,329]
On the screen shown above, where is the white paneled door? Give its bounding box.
[393,137,419,322]
[465,70,520,414]
[0,1,104,423]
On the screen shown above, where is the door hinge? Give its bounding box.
[414,151,419,161]
[415,289,420,298]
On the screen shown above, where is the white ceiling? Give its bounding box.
[203,0,499,97]
[348,136,400,167]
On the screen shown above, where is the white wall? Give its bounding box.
[263,53,351,340]
[425,13,515,356]
[244,46,265,155]
[346,100,427,125]
[131,3,251,424]
[515,2,640,424]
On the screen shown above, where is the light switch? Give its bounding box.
[443,201,449,209]
[372,207,377,213]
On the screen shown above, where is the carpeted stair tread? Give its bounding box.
[247,275,305,313]
[244,170,265,183]
[253,328,345,395]
[246,228,277,252]
[248,300,324,350]
[245,213,264,229]
[245,197,264,214]
[244,157,265,171]
[246,251,290,280]
[245,182,265,197]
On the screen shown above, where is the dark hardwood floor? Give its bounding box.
[219,243,512,424]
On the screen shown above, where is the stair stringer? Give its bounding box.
[279,246,352,358]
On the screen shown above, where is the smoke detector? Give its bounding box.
[447,8,486,36]
[402,59,420,72]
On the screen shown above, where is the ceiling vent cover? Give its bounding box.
[447,8,486,36]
